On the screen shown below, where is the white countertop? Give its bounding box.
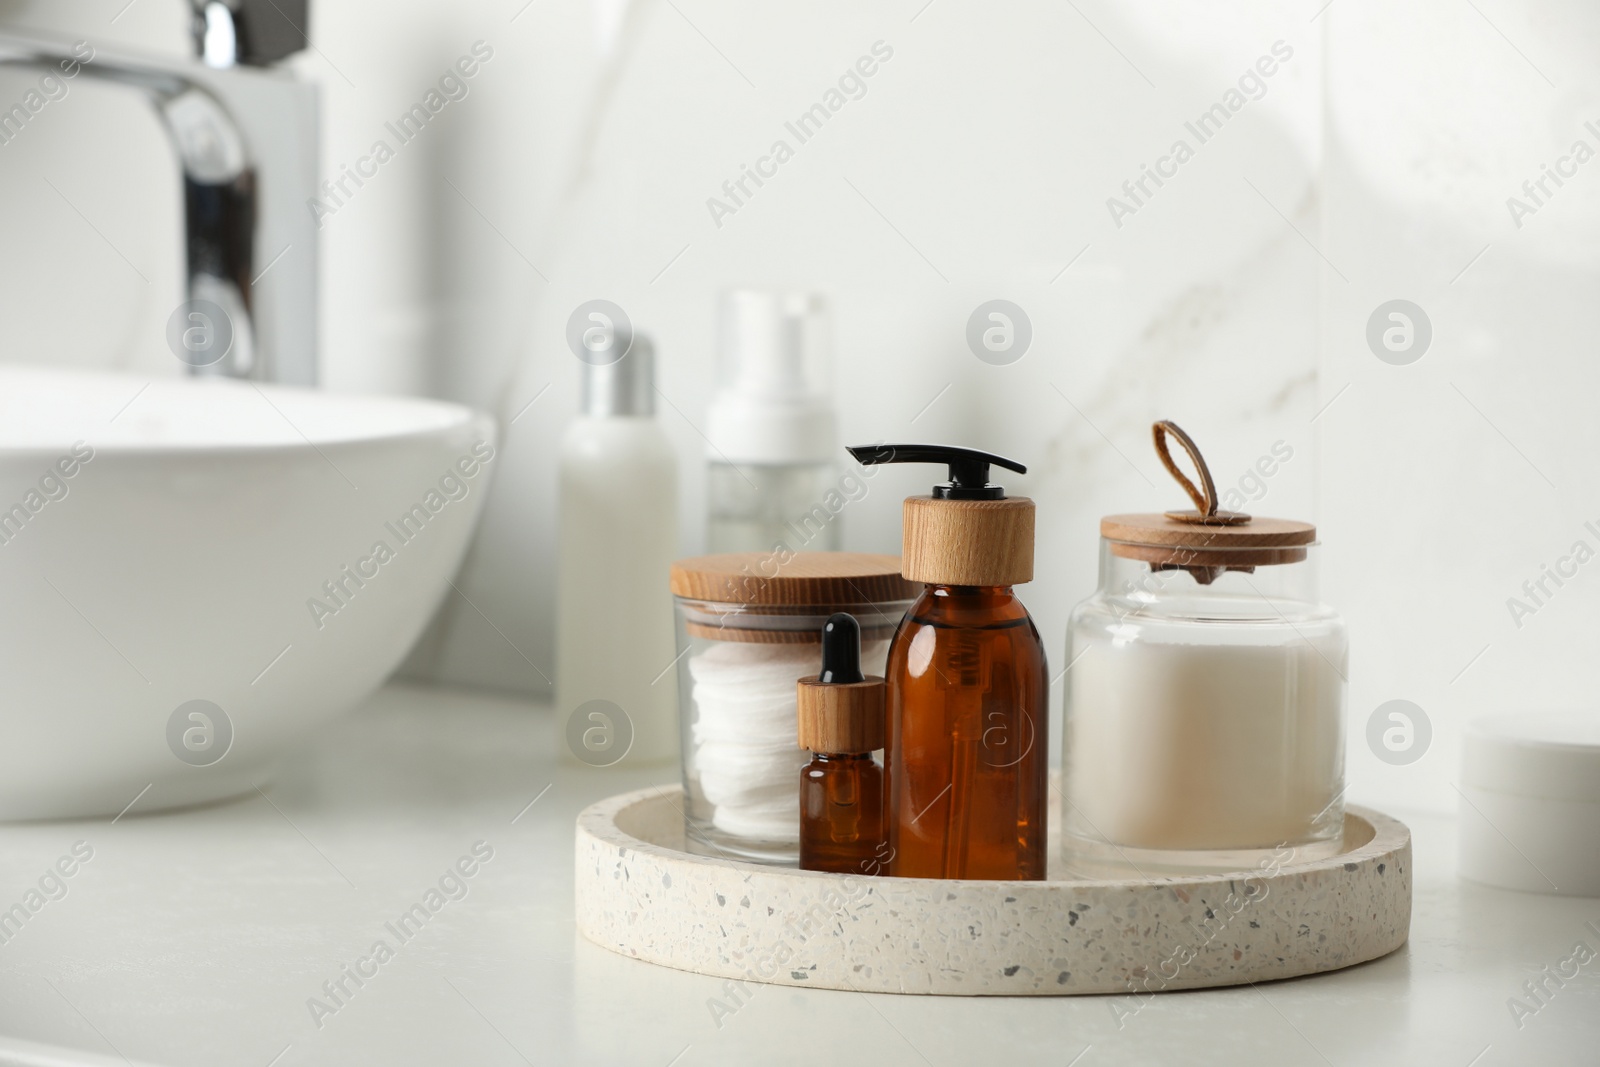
[1,683,1596,1067]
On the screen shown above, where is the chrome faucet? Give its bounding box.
[0,1,318,384]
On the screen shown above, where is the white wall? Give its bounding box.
[398,0,1325,722]
[4,0,1593,815]
[1321,0,1600,813]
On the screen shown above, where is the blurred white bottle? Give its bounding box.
[556,336,679,766]
[706,291,840,554]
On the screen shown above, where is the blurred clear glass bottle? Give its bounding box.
[556,335,679,767]
[706,291,839,554]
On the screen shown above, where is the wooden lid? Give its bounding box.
[902,496,1034,587]
[1102,513,1316,567]
[796,677,885,753]
[1104,421,1316,572]
[670,552,919,606]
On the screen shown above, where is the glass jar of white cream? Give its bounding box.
[1060,423,1348,875]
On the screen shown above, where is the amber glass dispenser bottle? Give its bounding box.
[846,444,1048,880]
[797,614,888,875]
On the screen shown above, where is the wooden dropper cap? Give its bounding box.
[796,614,885,753]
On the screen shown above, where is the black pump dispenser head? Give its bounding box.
[846,444,1027,501]
[818,613,865,684]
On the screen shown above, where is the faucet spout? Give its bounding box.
[0,21,318,384]
[164,86,257,376]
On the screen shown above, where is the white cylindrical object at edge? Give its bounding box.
[1459,713,1600,897]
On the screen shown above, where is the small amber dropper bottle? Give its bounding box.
[797,614,889,875]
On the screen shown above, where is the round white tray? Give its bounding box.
[575,786,1411,996]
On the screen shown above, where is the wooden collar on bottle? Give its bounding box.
[901,495,1035,587]
[796,677,885,753]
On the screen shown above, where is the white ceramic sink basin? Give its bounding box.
[0,366,497,818]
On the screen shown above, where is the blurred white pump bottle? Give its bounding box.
[706,291,840,553]
[556,335,679,767]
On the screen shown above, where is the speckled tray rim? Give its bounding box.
[575,786,1412,997]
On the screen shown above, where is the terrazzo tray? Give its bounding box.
[575,786,1411,996]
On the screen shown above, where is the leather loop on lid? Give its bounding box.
[1152,420,1251,527]
[1101,421,1314,583]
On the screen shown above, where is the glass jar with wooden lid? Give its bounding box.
[670,552,918,864]
[1061,422,1348,875]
